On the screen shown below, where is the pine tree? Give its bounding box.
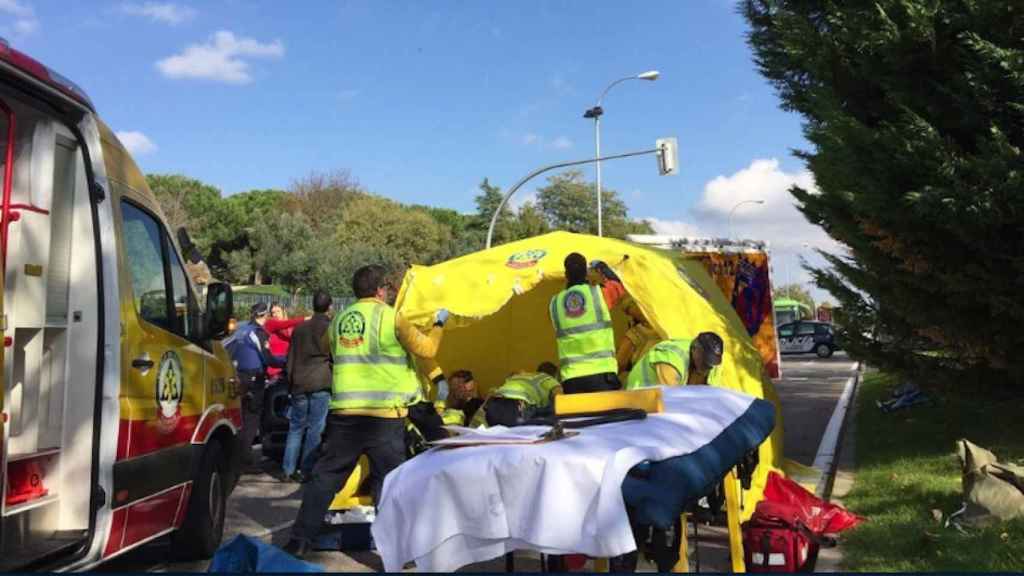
[744,1,1024,388]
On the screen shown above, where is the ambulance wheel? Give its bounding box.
[172,440,227,560]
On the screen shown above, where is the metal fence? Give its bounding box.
[232,291,354,317]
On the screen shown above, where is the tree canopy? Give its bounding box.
[143,169,652,298]
[744,1,1024,387]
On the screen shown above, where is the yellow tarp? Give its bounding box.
[396,231,784,520]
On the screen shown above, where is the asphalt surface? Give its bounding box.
[100,353,857,572]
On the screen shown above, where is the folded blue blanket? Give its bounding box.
[621,397,776,528]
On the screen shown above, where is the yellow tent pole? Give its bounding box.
[724,471,746,573]
[672,514,689,572]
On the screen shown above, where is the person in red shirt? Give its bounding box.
[265,303,305,380]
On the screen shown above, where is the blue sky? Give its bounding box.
[3,0,837,300]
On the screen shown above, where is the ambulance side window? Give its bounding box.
[167,242,195,339]
[122,201,172,331]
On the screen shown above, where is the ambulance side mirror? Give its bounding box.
[205,282,233,340]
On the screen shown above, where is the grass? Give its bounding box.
[840,372,1024,571]
[233,284,291,297]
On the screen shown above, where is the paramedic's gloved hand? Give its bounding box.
[589,260,620,283]
[434,308,450,327]
[436,379,450,402]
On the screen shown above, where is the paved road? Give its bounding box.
[101,354,856,572]
[774,352,857,467]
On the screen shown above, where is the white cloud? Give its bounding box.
[644,217,702,237]
[115,131,157,155]
[644,158,843,302]
[520,132,573,150]
[0,0,38,36]
[122,2,196,25]
[550,136,573,150]
[156,30,284,84]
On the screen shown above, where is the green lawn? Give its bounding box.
[840,372,1024,571]
[233,284,291,297]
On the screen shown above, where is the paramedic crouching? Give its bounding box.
[284,265,449,557]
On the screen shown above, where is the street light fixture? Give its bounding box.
[727,199,765,240]
[584,70,660,237]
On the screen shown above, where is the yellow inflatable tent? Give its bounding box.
[395,231,784,519]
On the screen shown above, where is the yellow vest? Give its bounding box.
[329,301,421,410]
[550,284,617,380]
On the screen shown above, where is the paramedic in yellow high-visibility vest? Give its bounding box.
[483,362,562,427]
[616,298,661,380]
[625,332,724,389]
[550,253,627,394]
[284,264,449,557]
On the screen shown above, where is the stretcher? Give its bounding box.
[371,386,775,572]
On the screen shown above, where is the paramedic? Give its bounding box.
[625,332,724,389]
[615,299,660,378]
[549,253,627,394]
[483,363,562,427]
[284,264,449,557]
[229,303,287,467]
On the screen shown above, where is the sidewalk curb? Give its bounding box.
[812,362,862,573]
[812,362,861,499]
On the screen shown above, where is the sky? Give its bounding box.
[3,0,839,302]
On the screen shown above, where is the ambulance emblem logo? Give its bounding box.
[339,311,366,348]
[564,291,587,318]
[506,249,547,269]
[155,351,184,429]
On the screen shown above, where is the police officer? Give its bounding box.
[284,265,449,557]
[549,253,626,394]
[625,332,724,389]
[228,302,286,468]
[484,363,562,427]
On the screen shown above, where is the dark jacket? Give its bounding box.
[228,322,286,375]
[286,313,333,395]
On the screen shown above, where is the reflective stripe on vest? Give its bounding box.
[550,284,617,380]
[626,339,691,390]
[330,301,421,410]
[494,373,560,408]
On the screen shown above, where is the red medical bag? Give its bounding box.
[742,500,816,572]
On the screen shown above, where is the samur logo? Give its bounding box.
[338,310,367,348]
[564,291,587,318]
[506,249,547,269]
[155,351,184,432]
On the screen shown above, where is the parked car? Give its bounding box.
[260,379,291,462]
[777,321,840,358]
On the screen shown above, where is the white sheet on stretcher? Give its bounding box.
[371,386,758,572]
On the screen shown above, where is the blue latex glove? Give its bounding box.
[436,379,449,402]
[435,308,450,326]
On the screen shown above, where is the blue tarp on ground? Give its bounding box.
[208,534,323,573]
[622,397,776,528]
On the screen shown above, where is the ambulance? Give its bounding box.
[0,40,241,569]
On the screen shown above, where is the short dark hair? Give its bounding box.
[537,362,558,377]
[352,264,388,298]
[313,291,332,313]
[250,302,269,319]
[564,252,588,284]
[694,332,724,366]
[450,369,474,383]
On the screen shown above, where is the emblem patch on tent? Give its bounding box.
[156,351,184,431]
[339,311,367,348]
[564,291,587,318]
[506,249,547,269]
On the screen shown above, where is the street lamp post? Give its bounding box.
[727,199,765,240]
[584,70,659,237]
